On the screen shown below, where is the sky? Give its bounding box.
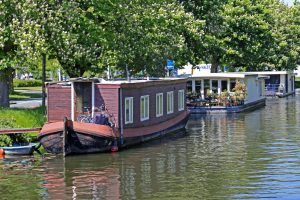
[282,0,298,6]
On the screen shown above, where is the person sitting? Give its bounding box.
[93,106,111,126]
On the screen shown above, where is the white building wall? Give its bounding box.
[287,74,294,93]
[246,77,261,103]
[280,74,286,86]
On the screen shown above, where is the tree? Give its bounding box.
[12,0,107,78]
[268,1,300,70]
[181,0,228,72]
[221,0,277,71]
[103,0,202,77]
[0,0,22,107]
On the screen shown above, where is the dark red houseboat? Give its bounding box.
[38,78,190,155]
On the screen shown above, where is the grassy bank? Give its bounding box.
[15,86,42,90]
[0,107,46,146]
[10,91,42,100]
[296,77,300,88]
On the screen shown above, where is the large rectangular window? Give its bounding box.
[195,80,202,96]
[156,93,163,117]
[212,80,218,94]
[204,79,210,98]
[167,91,174,114]
[178,90,185,111]
[125,97,133,124]
[221,80,228,92]
[140,95,149,121]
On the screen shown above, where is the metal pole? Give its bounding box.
[42,54,46,111]
[63,117,68,157]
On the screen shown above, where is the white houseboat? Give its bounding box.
[186,72,267,113]
[247,71,296,97]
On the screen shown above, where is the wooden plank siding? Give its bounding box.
[95,84,120,128]
[121,80,186,130]
[46,79,187,136]
[47,85,72,122]
[0,127,41,134]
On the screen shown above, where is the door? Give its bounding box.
[74,82,92,119]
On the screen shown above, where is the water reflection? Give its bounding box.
[1,94,300,199]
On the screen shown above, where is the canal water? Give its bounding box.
[1,94,300,200]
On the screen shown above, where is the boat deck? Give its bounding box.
[188,98,266,114]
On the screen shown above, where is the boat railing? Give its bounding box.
[265,84,280,92]
[264,84,285,96]
[0,127,41,135]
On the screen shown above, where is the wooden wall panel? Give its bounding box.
[47,86,71,122]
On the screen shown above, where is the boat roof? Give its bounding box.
[190,72,253,78]
[245,71,297,75]
[46,77,188,86]
[190,71,296,79]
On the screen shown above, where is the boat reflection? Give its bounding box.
[41,154,121,200]
[40,132,189,200]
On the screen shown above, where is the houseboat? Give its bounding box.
[38,78,190,155]
[247,71,296,97]
[185,72,267,114]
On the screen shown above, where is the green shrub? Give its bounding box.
[295,77,300,88]
[0,107,45,146]
[0,118,28,146]
[13,79,42,87]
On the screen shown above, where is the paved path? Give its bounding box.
[10,90,42,108]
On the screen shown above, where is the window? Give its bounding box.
[204,79,210,98]
[167,91,174,114]
[230,79,236,91]
[156,93,163,117]
[187,81,192,94]
[178,90,185,111]
[195,80,201,96]
[221,80,228,92]
[212,80,218,94]
[140,95,149,121]
[125,97,133,124]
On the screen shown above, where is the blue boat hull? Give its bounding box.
[2,143,36,155]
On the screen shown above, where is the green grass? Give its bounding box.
[295,77,300,88]
[0,107,46,146]
[9,91,42,100]
[15,86,42,90]
[0,107,46,128]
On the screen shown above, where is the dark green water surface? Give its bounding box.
[1,94,300,200]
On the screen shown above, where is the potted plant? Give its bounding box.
[233,80,247,105]
[220,90,230,107]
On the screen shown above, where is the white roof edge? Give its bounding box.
[246,71,296,75]
[191,73,246,78]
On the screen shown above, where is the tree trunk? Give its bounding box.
[9,69,14,94]
[0,68,11,107]
[211,63,218,73]
[210,56,220,73]
[42,54,46,109]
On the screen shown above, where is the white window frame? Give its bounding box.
[167,91,174,114]
[140,95,149,121]
[125,97,133,124]
[156,93,163,117]
[178,89,185,111]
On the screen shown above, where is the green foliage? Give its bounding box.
[1,0,300,79]
[221,0,276,70]
[9,91,42,100]
[0,107,45,146]
[100,0,203,77]
[268,2,300,70]
[295,77,300,88]
[13,79,42,87]
[0,118,29,146]
[182,0,228,71]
